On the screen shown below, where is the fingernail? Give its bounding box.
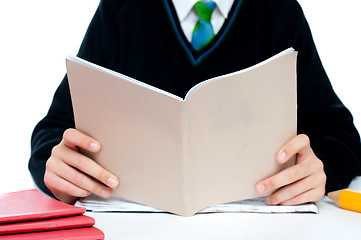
[101,188,112,198]
[107,177,118,188]
[90,142,100,151]
[277,151,287,163]
[265,197,272,205]
[256,184,265,193]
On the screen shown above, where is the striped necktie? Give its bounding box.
[191,1,217,51]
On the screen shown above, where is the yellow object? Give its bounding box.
[328,189,361,213]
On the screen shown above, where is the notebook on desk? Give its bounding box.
[0,189,86,224]
[0,227,104,240]
[0,215,94,235]
[0,189,105,239]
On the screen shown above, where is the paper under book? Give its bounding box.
[75,194,318,214]
[67,48,298,217]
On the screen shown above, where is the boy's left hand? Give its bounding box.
[255,134,326,205]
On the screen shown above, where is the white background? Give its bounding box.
[0,0,360,194]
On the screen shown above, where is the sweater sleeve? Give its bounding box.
[29,77,74,196]
[281,1,361,192]
[28,0,124,196]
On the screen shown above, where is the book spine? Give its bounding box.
[181,103,192,216]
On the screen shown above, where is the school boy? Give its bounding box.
[29,0,361,206]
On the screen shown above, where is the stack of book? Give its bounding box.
[0,189,104,239]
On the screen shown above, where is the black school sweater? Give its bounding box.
[29,0,361,197]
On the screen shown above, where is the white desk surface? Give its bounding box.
[87,177,361,240]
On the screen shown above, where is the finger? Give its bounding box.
[278,186,325,205]
[276,134,312,164]
[266,172,323,205]
[51,157,113,198]
[44,168,90,199]
[56,145,119,189]
[256,161,311,194]
[63,128,101,152]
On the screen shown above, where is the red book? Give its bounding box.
[0,189,86,224]
[0,215,95,235]
[0,227,105,240]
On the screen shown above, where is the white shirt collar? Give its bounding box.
[172,0,234,22]
[214,0,234,19]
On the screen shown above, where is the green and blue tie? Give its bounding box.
[191,1,217,51]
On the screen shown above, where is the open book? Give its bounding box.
[67,48,298,217]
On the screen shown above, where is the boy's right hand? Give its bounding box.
[44,128,119,204]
